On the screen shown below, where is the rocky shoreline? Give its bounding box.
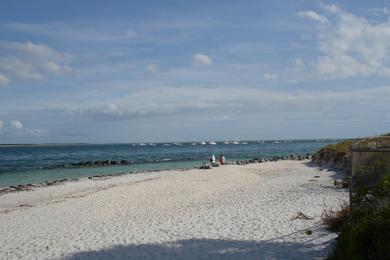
[56,159,132,168]
[0,153,312,194]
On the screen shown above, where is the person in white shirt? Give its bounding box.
[210,154,216,164]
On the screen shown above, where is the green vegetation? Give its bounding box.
[328,174,390,260]
[321,140,354,154]
[319,136,390,260]
[354,153,390,191]
[311,140,353,173]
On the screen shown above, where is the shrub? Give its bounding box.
[328,174,390,260]
[354,153,390,191]
[328,205,390,260]
[322,200,350,232]
[322,141,353,154]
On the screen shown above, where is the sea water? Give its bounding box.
[0,139,338,187]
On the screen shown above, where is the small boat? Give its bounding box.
[191,142,197,145]
[139,143,147,146]
[200,141,206,145]
[241,142,248,145]
[232,141,240,145]
[273,140,280,144]
[208,141,217,145]
[224,141,230,144]
[173,142,182,146]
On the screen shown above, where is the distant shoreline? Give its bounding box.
[0,138,344,148]
[0,143,90,148]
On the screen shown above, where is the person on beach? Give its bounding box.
[210,154,216,164]
[219,154,225,165]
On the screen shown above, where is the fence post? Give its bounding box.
[349,145,354,210]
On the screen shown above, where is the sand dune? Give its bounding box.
[0,160,347,259]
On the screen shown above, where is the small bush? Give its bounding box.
[375,174,390,197]
[322,201,350,232]
[322,141,353,154]
[328,205,390,260]
[354,153,390,190]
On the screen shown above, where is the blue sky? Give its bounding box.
[0,0,389,143]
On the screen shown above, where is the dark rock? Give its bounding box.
[103,160,110,165]
[120,160,129,165]
[85,161,93,166]
[200,164,212,169]
[94,160,104,166]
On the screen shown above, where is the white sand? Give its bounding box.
[0,160,347,260]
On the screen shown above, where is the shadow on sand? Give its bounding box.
[304,161,345,179]
[65,237,333,260]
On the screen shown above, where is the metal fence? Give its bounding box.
[349,136,390,207]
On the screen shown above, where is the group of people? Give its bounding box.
[210,154,225,165]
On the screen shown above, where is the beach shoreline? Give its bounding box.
[0,160,347,259]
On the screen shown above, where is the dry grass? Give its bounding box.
[322,200,350,231]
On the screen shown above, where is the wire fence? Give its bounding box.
[349,136,390,208]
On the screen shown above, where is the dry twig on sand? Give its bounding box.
[291,211,313,220]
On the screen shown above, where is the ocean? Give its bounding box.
[0,139,338,187]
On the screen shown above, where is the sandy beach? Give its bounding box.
[0,160,347,260]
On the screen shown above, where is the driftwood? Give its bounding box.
[291,211,313,220]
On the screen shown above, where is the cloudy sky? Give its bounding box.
[0,0,389,143]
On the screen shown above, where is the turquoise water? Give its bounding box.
[0,140,338,187]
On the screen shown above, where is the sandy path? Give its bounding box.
[0,160,347,259]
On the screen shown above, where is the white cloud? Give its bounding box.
[29,85,390,123]
[294,58,305,67]
[263,73,279,80]
[297,11,329,24]
[0,74,10,85]
[0,119,47,137]
[0,41,72,83]
[320,3,342,14]
[43,61,72,74]
[194,53,212,65]
[297,4,390,80]
[6,22,138,42]
[369,7,390,17]
[11,120,24,130]
[146,63,158,73]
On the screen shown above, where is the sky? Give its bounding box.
[0,0,389,143]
